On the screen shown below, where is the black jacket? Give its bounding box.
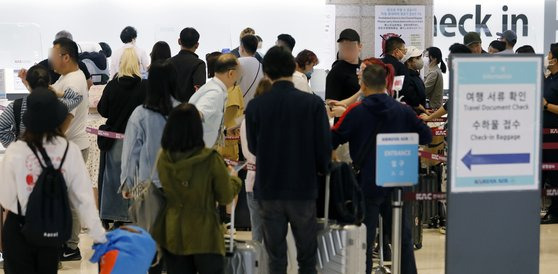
[97,75,146,133]
[401,69,426,110]
[325,60,360,101]
[169,50,206,102]
[332,93,432,198]
[544,73,558,128]
[245,81,332,200]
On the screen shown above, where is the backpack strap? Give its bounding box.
[58,141,70,171]
[35,145,54,169]
[243,62,261,98]
[27,143,47,169]
[13,98,23,140]
[16,195,22,216]
[27,141,69,170]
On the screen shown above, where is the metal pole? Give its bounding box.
[392,188,403,274]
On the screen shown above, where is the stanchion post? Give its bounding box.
[391,188,403,274]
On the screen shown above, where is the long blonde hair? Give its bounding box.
[118,48,141,78]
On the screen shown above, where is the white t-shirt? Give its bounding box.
[52,70,90,150]
[238,57,263,107]
[110,43,150,78]
[0,137,106,243]
[293,71,311,93]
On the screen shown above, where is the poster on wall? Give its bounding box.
[374,5,425,57]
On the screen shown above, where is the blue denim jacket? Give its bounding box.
[120,105,167,190]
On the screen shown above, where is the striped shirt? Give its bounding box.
[0,88,83,147]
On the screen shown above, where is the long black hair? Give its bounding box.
[144,60,175,116]
[426,47,447,73]
[161,103,204,152]
[150,41,171,64]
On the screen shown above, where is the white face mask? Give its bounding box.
[414,58,424,71]
[545,55,556,70]
[423,56,430,67]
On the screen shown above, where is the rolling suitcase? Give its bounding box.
[317,174,367,274]
[411,195,423,250]
[418,169,441,228]
[224,200,267,274]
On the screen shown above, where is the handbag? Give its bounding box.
[128,151,166,233]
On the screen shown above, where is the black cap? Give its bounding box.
[337,29,360,43]
[23,88,68,133]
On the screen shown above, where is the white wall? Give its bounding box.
[0,0,335,92]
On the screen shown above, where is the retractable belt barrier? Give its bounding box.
[83,126,558,170]
[431,129,447,136]
[86,127,125,139]
[224,158,256,171]
[404,188,558,201]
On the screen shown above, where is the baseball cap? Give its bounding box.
[337,29,360,43]
[402,46,423,63]
[496,30,517,42]
[464,32,482,46]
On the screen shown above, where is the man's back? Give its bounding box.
[245,81,331,200]
[169,50,206,102]
[238,56,263,106]
[110,44,150,78]
[332,93,432,197]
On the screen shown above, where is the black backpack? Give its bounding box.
[17,141,72,247]
[329,161,366,225]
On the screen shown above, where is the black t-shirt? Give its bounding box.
[38,59,91,84]
[325,60,361,101]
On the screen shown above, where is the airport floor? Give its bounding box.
[1,224,557,274]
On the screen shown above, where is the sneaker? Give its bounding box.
[60,246,82,261]
[0,252,4,269]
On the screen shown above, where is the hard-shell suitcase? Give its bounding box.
[418,169,443,228]
[411,195,423,249]
[316,175,367,274]
[224,200,267,274]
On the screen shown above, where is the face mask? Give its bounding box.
[305,68,314,79]
[424,56,432,67]
[545,55,556,69]
[414,58,424,71]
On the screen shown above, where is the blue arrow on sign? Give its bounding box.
[462,150,530,170]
